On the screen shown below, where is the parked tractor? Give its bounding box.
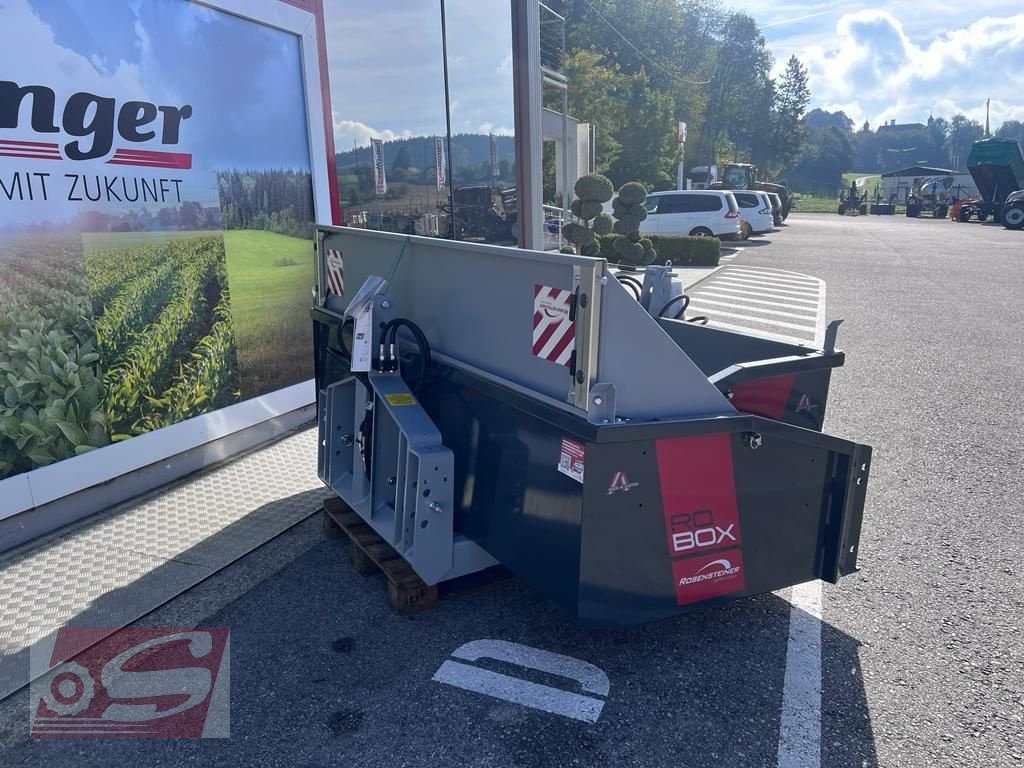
[688,163,794,220]
[956,138,1024,223]
[838,182,868,215]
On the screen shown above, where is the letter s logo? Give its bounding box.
[100,631,213,722]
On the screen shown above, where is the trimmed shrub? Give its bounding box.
[610,182,654,265]
[564,173,615,257]
[598,234,719,267]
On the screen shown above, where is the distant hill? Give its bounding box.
[336,133,515,171]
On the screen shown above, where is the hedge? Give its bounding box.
[595,234,720,267]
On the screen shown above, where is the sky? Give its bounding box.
[322,0,515,150]
[723,0,1024,128]
[0,0,312,225]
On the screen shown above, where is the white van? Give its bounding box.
[733,190,775,236]
[640,190,742,239]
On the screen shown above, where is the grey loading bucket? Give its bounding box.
[311,227,871,626]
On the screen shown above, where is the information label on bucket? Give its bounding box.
[350,304,373,372]
[557,437,585,483]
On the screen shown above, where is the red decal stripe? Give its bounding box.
[107,149,192,170]
[730,373,796,420]
[0,139,60,149]
[0,151,62,160]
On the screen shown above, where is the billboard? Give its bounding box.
[0,0,330,499]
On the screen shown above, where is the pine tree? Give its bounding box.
[770,56,811,173]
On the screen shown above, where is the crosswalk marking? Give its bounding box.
[713,278,821,299]
[698,286,820,306]
[695,306,817,333]
[726,270,819,288]
[686,265,826,346]
[693,297,818,321]
[697,289,819,310]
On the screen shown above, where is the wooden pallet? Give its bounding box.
[321,496,515,615]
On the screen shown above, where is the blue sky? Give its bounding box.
[724,0,1024,128]
[0,0,312,225]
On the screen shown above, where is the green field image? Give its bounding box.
[0,234,106,478]
[83,233,241,441]
[0,227,312,481]
[219,230,314,398]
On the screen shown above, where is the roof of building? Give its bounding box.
[881,165,956,178]
[877,122,926,132]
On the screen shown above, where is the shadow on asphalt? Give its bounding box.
[2,528,880,768]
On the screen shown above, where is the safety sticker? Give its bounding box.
[533,284,575,367]
[385,393,416,406]
[557,437,585,483]
[325,248,345,296]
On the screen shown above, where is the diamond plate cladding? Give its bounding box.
[0,428,322,701]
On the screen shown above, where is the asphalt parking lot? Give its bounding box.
[1,213,1021,767]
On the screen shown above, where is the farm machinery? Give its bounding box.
[311,227,872,626]
[905,178,949,219]
[442,185,518,243]
[955,137,1024,224]
[688,162,794,220]
[838,182,868,216]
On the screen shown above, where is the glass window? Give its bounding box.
[657,194,692,214]
[735,193,759,207]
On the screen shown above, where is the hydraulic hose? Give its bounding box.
[615,273,643,300]
[382,318,432,393]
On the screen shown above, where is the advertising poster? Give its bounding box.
[0,0,317,482]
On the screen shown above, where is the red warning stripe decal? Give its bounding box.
[325,248,344,296]
[532,284,575,366]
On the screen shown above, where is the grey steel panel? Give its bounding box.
[320,228,590,408]
[0,429,323,701]
[596,276,735,420]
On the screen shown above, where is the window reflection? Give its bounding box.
[323,0,517,244]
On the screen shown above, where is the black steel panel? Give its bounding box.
[420,380,585,616]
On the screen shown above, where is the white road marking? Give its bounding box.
[688,318,811,344]
[694,297,818,320]
[777,580,823,768]
[726,269,820,286]
[694,306,817,333]
[698,286,820,306]
[714,277,821,298]
[698,290,819,310]
[433,640,610,723]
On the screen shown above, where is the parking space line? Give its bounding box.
[693,297,818,320]
[698,286,820,306]
[714,278,821,298]
[692,306,817,333]
[726,270,821,287]
[698,290,819,310]
[777,580,823,768]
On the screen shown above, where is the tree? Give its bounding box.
[390,145,413,173]
[770,56,811,173]
[947,114,983,169]
[996,120,1024,146]
[607,74,678,189]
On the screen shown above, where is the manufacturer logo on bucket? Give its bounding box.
[671,550,745,605]
[607,471,638,495]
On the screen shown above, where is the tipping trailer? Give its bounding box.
[311,228,871,626]
[958,138,1024,222]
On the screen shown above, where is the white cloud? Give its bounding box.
[788,8,1024,127]
[332,117,413,149]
